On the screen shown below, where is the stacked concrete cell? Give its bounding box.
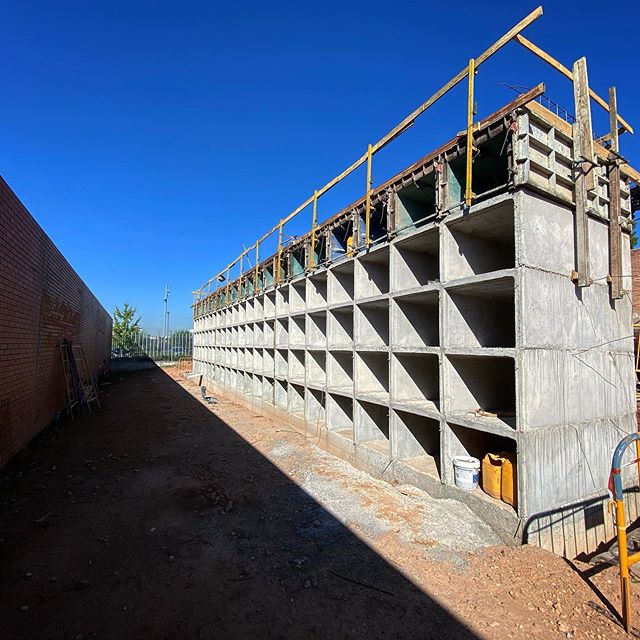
[193,96,638,556]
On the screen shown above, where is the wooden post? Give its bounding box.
[465,58,475,207]
[310,190,318,268]
[572,57,594,288]
[276,221,283,283]
[254,242,260,293]
[365,144,373,247]
[608,86,623,299]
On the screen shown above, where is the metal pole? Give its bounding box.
[163,285,170,339]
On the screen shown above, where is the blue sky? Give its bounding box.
[2,1,638,331]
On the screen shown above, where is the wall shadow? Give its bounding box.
[0,367,478,640]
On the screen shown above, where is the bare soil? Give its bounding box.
[0,367,637,639]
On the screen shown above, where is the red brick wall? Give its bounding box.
[0,176,111,467]
[632,249,640,323]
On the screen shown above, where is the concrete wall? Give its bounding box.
[193,103,637,557]
[632,249,640,322]
[0,176,112,467]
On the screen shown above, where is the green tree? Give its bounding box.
[112,303,142,354]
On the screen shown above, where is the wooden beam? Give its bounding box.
[193,7,544,295]
[572,58,593,287]
[608,87,623,300]
[515,35,634,135]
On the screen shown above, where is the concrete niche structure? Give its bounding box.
[193,85,639,556]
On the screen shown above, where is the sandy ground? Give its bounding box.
[0,366,637,639]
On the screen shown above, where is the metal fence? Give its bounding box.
[111,330,193,362]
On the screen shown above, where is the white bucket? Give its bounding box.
[453,456,480,490]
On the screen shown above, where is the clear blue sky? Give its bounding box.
[2,1,638,331]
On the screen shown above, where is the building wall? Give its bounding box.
[0,175,112,467]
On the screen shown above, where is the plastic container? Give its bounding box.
[501,451,517,507]
[482,453,504,499]
[453,456,480,491]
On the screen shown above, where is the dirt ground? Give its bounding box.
[0,367,637,639]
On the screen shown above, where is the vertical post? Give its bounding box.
[254,242,260,293]
[572,57,594,287]
[616,497,633,631]
[277,221,283,284]
[608,86,623,300]
[239,254,244,300]
[225,267,230,304]
[465,58,475,207]
[310,190,318,269]
[365,144,373,247]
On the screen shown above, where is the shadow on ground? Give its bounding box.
[0,367,477,639]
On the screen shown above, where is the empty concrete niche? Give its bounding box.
[327,352,353,394]
[393,411,441,478]
[306,351,326,387]
[253,374,263,399]
[244,323,253,347]
[262,348,274,376]
[306,312,326,350]
[445,276,515,348]
[355,351,389,404]
[230,326,238,347]
[391,228,439,293]
[355,246,390,299]
[355,401,390,456]
[391,291,439,350]
[263,376,275,404]
[276,287,289,315]
[328,261,354,305]
[288,315,306,349]
[328,308,353,350]
[244,372,253,396]
[275,349,288,378]
[253,348,263,374]
[444,200,515,280]
[290,280,306,314]
[288,383,306,419]
[253,322,263,348]
[446,355,516,430]
[447,423,516,509]
[395,176,437,234]
[289,349,306,385]
[305,387,326,426]
[326,393,353,436]
[264,320,275,347]
[355,299,389,350]
[391,353,440,413]
[275,319,288,348]
[253,296,264,320]
[264,291,276,319]
[244,301,253,324]
[307,272,328,310]
[275,379,288,410]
